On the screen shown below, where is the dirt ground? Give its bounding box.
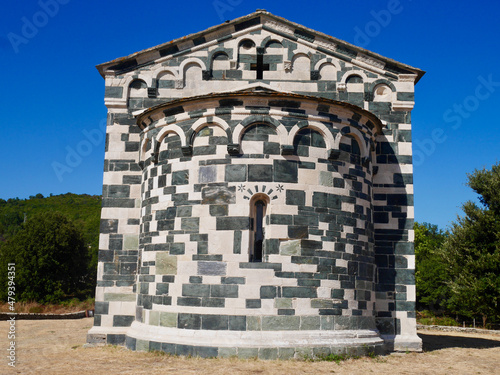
[1,318,500,374]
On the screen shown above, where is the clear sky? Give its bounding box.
[1,0,499,230]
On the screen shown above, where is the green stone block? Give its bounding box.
[156,253,177,274]
[334,315,350,330]
[294,346,313,360]
[274,298,293,309]
[262,316,300,331]
[300,316,321,330]
[160,312,178,327]
[103,293,136,302]
[311,299,334,309]
[219,347,237,358]
[149,311,160,326]
[279,239,301,256]
[123,235,139,250]
[136,339,149,352]
[319,171,333,187]
[278,347,296,359]
[246,316,261,331]
[313,346,331,358]
[259,347,278,360]
[320,316,334,330]
[238,347,259,359]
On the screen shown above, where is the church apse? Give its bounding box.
[88,10,424,358]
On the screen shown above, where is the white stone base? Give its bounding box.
[381,334,422,352]
[126,321,384,349]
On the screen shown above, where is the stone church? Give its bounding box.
[87,10,424,358]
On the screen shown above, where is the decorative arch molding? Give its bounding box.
[120,76,152,99]
[339,70,369,84]
[334,126,368,158]
[155,125,187,148]
[236,38,257,69]
[314,58,340,72]
[366,78,397,93]
[233,115,287,145]
[140,137,152,161]
[287,121,335,151]
[207,48,232,70]
[187,117,231,146]
[179,58,207,87]
[152,66,180,81]
[291,52,311,65]
[259,36,283,49]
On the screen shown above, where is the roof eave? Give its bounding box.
[96,10,425,83]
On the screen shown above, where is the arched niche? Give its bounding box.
[157,70,177,89]
[318,62,337,80]
[339,133,362,164]
[183,62,203,89]
[128,79,147,98]
[373,84,393,102]
[240,123,279,154]
[290,53,310,80]
[157,132,183,162]
[212,51,230,71]
[237,39,256,68]
[293,127,327,158]
[192,124,229,148]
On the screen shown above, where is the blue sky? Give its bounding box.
[1,0,499,230]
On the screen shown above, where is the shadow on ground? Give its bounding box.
[419,333,500,351]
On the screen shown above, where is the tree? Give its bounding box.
[0,212,90,303]
[441,163,500,326]
[414,222,449,311]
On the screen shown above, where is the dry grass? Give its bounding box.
[0,299,94,314]
[1,318,500,374]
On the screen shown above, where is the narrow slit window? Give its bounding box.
[250,198,267,262]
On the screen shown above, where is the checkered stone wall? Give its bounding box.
[88,10,424,356]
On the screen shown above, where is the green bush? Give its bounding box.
[0,212,90,303]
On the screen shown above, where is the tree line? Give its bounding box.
[0,193,101,303]
[416,162,500,327]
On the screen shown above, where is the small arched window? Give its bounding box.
[249,195,269,262]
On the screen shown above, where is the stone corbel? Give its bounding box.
[362,157,370,168]
[328,149,341,160]
[227,144,240,156]
[310,70,320,81]
[147,88,157,98]
[202,70,213,80]
[337,83,346,92]
[181,146,193,156]
[281,145,294,155]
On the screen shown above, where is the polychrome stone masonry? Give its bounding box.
[87,10,425,358]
